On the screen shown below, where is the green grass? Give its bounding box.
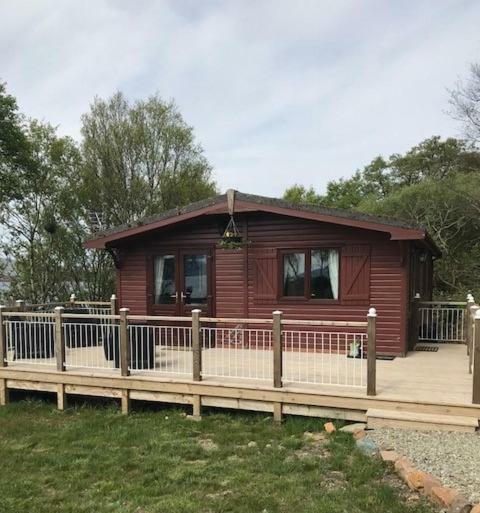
[0,397,434,513]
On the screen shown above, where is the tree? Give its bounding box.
[1,121,83,302]
[0,81,34,203]
[283,184,322,206]
[79,92,217,229]
[283,136,480,298]
[361,175,480,296]
[450,63,480,144]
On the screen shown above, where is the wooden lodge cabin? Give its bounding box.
[85,190,440,357]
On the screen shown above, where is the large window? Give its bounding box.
[282,249,339,300]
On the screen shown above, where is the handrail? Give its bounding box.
[419,301,467,306]
[0,311,368,328]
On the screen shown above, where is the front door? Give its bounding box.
[150,249,213,317]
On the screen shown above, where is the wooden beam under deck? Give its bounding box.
[1,367,480,423]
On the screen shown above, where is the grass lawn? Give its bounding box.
[0,397,435,513]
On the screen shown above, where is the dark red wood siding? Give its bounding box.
[215,249,246,318]
[114,211,410,355]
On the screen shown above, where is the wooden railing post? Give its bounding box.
[273,310,283,388]
[466,294,475,362]
[15,299,25,312]
[0,306,6,368]
[54,306,65,372]
[110,294,117,316]
[367,307,377,396]
[473,308,480,404]
[411,293,421,348]
[192,309,202,382]
[69,293,76,307]
[119,308,130,377]
[469,304,478,374]
[0,305,7,405]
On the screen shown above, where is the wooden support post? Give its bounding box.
[273,402,282,423]
[469,304,478,374]
[119,308,130,377]
[69,293,76,307]
[121,389,130,414]
[0,306,7,367]
[15,299,26,312]
[110,294,117,316]
[411,293,420,348]
[367,307,377,396]
[0,378,8,406]
[473,309,480,404]
[466,295,475,360]
[273,310,283,388]
[192,309,202,382]
[57,383,66,411]
[191,394,202,419]
[54,306,65,372]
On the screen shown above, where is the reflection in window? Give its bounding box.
[184,254,207,304]
[283,253,305,296]
[154,255,176,304]
[311,249,339,299]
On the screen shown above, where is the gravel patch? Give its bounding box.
[368,428,480,504]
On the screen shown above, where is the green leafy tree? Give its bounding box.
[0,82,34,203]
[361,175,480,296]
[284,136,480,298]
[79,92,217,228]
[1,121,82,302]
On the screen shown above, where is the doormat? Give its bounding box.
[414,345,438,352]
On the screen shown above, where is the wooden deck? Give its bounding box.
[1,343,478,427]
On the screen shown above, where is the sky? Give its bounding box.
[1,0,479,197]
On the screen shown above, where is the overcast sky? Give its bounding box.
[1,0,479,196]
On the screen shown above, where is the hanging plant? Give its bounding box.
[220,214,243,246]
[218,239,244,250]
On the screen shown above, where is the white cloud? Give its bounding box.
[1,0,479,196]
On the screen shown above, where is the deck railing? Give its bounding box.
[0,306,377,394]
[416,300,467,343]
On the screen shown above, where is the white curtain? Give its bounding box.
[328,250,339,299]
[154,256,165,302]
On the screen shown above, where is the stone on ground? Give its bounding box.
[339,422,366,433]
[448,494,473,513]
[355,436,378,456]
[380,450,400,464]
[324,422,336,433]
[430,486,459,509]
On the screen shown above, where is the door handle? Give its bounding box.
[180,292,187,301]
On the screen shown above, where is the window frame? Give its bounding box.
[278,247,341,304]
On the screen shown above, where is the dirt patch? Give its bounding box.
[198,438,218,451]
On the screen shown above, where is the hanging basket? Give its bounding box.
[219,215,243,248]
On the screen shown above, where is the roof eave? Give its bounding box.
[84,197,430,250]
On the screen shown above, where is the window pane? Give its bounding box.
[184,254,208,304]
[154,255,176,304]
[283,253,305,296]
[311,249,339,299]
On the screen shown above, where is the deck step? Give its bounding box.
[366,408,479,433]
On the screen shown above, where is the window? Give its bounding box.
[283,253,305,296]
[154,255,176,304]
[282,249,339,300]
[183,254,207,304]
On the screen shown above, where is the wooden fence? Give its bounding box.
[0,305,378,396]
